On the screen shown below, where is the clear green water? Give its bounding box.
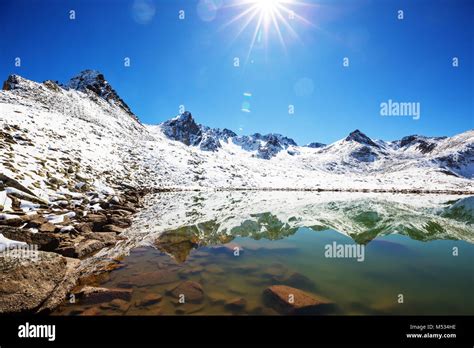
[53,193,474,316]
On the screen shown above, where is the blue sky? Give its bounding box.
[1,0,472,144]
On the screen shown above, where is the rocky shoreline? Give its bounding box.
[0,183,149,314]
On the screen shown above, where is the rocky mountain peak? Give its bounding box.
[66,70,137,120]
[161,111,203,146]
[345,129,379,147]
[2,74,30,91]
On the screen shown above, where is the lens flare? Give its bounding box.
[222,0,317,62]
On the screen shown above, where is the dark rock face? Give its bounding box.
[2,75,22,91]
[161,111,203,146]
[346,130,379,148]
[257,134,284,160]
[66,70,137,120]
[350,145,379,162]
[399,135,446,154]
[199,135,221,152]
[306,142,326,148]
[233,133,298,159]
[436,143,474,175]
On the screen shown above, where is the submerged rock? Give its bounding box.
[263,285,334,315]
[224,297,247,311]
[168,281,205,303]
[76,286,132,305]
[135,293,163,307]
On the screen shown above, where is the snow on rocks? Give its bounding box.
[0,233,27,252]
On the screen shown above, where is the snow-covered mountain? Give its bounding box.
[1,71,473,199]
[160,111,298,159]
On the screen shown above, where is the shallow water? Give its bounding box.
[53,192,474,316]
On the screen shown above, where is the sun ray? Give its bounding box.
[246,11,265,62]
[223,0,316,60]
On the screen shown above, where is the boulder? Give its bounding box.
[0,251,79,313]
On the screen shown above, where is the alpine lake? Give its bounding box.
[53,191,474,316]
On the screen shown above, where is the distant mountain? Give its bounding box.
[160,111,298,159]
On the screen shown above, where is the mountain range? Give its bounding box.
[1,70,473,201]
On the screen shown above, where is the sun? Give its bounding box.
[222,0,315,62]
[254,0,280,12]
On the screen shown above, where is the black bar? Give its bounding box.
[0,315,473,346]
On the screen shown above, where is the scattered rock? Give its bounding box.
[263,285,334,315]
